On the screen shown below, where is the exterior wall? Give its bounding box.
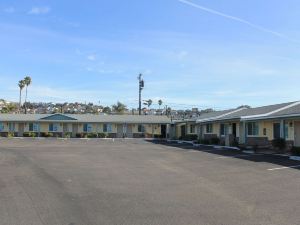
[186,122,197,135]
[175,123,186,138]
[201,123,220,137]
[144,124,162,135]
[0,122,19,133]
[0,120,167,138]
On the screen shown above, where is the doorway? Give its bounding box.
[273,123,281,139]
[181,125,186,138]
[232,123,237,137]
[294,122,300,147]
[161,125,167,138]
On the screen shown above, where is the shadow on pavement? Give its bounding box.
[147,140,300,171]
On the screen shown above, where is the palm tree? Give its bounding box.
[144,99,152,109]
[158,99,163,109]
[18,80,25,113]
[24,76,32,114]
[112,101,127,114]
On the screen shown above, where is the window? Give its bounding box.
[138,124,145,133]
[0,122,4,132]
[285,123,289,139]
[190,125,196,134]
[29,123,39,132]
[220,124,228,136]
[8,123,15,132]
[83,123,92,132]
[206,124,213,133]
[247,122,259,136]
[49,123,58,132]
[103,124,112,133]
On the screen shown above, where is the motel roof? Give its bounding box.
[196,101,300,123]
[0,114,172,124]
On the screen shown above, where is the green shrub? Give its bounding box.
[210,137,220,145]
[230,139,239,147]
[154,134,166,139]
[272,138,286,150]
[41,132,53,137]
[199,139,210,145]
[23,132,36,137]
[76,133,84,138]
[8,132,14,138]
[182,134,198,141]
[97,133,107,138]
[87,133,98,138]
[291,147,300,156]
[64,132,72,138]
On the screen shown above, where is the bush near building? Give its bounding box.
[271,138,286,150]
[180,134,198,141]
[291,147,300,156]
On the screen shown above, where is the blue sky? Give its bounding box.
[1,0,300,110]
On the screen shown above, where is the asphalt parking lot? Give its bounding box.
[0,138,300,225]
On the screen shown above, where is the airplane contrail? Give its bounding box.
[178,0,299,43]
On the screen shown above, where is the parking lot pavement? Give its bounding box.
[1,139,300,225]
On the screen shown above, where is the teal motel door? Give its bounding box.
[273,123,281,139]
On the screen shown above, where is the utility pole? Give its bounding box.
[138,74,144,115]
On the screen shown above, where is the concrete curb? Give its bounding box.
[290,156,300,161]
[167,140,240,150]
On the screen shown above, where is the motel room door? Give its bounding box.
[18,123,24,137]
[273,123,281,139]
[181,125,186,138]
[72,124,78,137]
[126,124,133,138]
[117,124,123,138]
[294,122,300,147]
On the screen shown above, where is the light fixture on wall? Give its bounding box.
[290,122,293,127]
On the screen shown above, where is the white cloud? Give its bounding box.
[178,0,300,43]
[28,6,51,15]
[87,54,96,61]
[4,7,15,13]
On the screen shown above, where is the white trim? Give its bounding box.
[196,107,247,123]
[242,101,300,120]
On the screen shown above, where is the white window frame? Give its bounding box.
[49,123,59,132]
[247,122,259,136]
[0,122,4,132]
[138,124,145,133]
[220,124,228,136]
[190,124,196,134]
[206,124,213,134]
[103,123,112,133]
[83,123,93,132]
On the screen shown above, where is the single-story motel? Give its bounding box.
[0,101,300,148]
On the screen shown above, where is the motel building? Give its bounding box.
[0,114,171,139]
[173,101,300,148]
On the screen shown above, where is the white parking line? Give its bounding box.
[268,165,300,171]
[216,153,264,159]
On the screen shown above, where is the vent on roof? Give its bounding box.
[39,114,77,121]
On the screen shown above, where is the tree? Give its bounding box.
[158,99,163,109]
[112,102,127,114]
[1,103,17,113]
[24,76,32,114]
[18,80,25,113]
[166,107,172,116]
[143,99,152,109]
[103,106,112,114]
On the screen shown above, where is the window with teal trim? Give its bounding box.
[247,122,259,136]
[0,122,4,132]
[83,123,92,132]
[285,123,289,139]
